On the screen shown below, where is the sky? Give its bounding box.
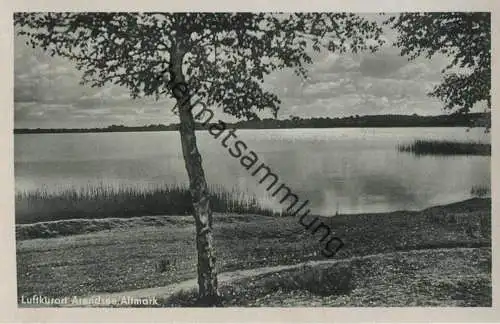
[13,14,473,129]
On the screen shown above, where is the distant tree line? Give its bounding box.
[14,112,490,134]
[227,112,490,130]
[14,123,177,134]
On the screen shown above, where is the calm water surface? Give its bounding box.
[14,127,491,215]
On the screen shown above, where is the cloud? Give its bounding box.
[390,60,444,81]
[265,41,454,119]
[14,19,455,129]
[359,51,408,77]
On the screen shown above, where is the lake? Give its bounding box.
[14,127,491,216]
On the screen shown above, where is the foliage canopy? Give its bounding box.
[386,13,491,114]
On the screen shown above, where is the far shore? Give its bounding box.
[13,112,490,134]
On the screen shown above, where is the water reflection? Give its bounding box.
[15,128,490,216]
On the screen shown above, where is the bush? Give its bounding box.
[269,264,354,297]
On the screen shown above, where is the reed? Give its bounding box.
[471,185,490,198]
[15,184,280,224]
[397,140,491,156]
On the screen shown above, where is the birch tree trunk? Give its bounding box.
[170,49,219,306]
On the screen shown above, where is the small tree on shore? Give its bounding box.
[15,12,383,305]
[386,13,491,127]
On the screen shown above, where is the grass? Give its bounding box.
[16,198,491,305]
[15,184,281,224]
[160,248,491,307]
[397,140,491,156]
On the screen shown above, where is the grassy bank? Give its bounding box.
[398,140,491,156]
[16,215,197,241]
[16,198,491,305]
[15,184,279,224]
[162,247,491,307]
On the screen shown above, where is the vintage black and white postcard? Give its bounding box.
[1,0,498,322]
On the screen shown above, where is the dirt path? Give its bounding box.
[57,246,487,307]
